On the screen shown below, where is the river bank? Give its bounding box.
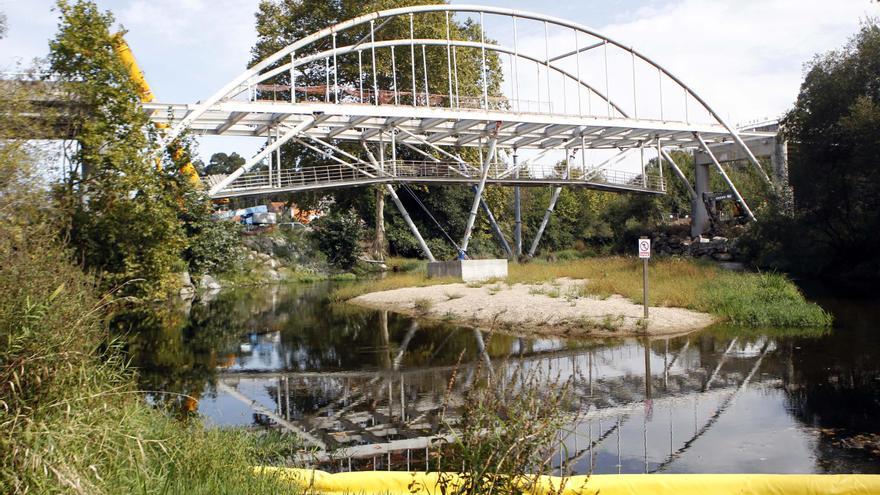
[337,256,832,330]
[351,278,714,337]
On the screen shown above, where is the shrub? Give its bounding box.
[181,191,242,275]
[311,210,363,269]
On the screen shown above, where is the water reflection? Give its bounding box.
[115,282,880,474]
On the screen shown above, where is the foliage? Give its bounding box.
[49,0,187,298]
[744,20,880,283]
[0,132,292,494]
[251,0,502,259]
[438,359,576,494]
[204,151,245,175]
[179,189,242,275]
[311,209,363,269]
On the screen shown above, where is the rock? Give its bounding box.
[198,274,222,291]
[711,236,729,243]
[712,252,734,261]
[267,258,278,269]
[178,272,195,297]
[266,269,283,281]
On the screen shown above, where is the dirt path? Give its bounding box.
[349,278,714,338]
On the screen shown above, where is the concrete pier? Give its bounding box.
[427,259,508,282]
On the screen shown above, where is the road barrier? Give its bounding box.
[258,467,880,494]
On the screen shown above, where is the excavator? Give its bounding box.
[111,33,202,189]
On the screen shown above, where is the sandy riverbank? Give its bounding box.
[349,278,715,338]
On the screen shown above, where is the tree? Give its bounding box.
[250,0,502,260]
[205,151,245,175]
[49,0,186,297]
[311,210,363,269]
[743,20,880,282]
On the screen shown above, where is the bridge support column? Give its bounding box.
[772,133,793,215]
[514,186,522,257]
[385,184,435,262]
[694,133,757,225]
[691,161,711,238]
[528,186,562,258]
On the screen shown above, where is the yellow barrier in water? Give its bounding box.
[259,467,880,495]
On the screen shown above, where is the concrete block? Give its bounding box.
[427,259,508,282]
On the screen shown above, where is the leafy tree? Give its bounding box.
[205,151,245,175]
[743,20,880,282]
[251,0,502,260]
[179,189,242,274]
[49,0,187,297]
[311,209,363,269]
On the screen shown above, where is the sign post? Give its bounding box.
[638,237,651,321]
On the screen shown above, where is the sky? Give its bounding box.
[1,0,877,163]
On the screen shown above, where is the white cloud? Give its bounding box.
[599,0,875,125]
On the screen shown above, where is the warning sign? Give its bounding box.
[638,239,651,259]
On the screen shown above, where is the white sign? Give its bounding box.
[638,239,651,259]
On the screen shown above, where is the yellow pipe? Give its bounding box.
[259,468,880,495]
[111,33,201,187]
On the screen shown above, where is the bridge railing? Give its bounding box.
[227,83,556,116]
[218,160,665,194]
[222,163,386,192]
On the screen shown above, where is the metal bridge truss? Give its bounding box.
[147,4,777,258]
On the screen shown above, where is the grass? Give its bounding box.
[413,297,434,313]
[0,228,298,494]
[332,256,831,328]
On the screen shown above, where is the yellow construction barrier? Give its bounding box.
[111,33,202,188]
[258,467,880,495]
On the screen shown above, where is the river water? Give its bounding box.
[116,281,880,474]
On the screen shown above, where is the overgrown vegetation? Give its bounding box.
[0,243,296,493]
[741,19,880,284]
[334,257,831,328]
[311,209,363,270]
[48,0,240,298]
[0,6,298,490]
[437,350,577,494]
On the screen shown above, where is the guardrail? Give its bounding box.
[219,160,665,194]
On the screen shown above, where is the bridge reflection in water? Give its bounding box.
[207,306,803,474]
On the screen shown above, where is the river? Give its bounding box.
[114,280,880,474]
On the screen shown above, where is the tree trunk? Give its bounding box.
[372,186,386,260]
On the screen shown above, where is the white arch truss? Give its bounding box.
[144,3,779,255]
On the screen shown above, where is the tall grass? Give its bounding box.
[437,337,577,494]
[0,229,295,494]
[334,257,831,328]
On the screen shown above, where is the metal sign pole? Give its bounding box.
[638,236,651,324]
[643,257,649,319]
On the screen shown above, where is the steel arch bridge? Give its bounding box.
[145,4,777,259]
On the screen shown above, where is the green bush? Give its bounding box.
[180,191,242,275]
[0,226,294,494]
[311,210,363,269]
[702,272,833,327]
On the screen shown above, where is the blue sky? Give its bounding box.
[1,0,877,162]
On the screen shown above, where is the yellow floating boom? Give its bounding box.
[111,33,201,188]
[259,467,880,495]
